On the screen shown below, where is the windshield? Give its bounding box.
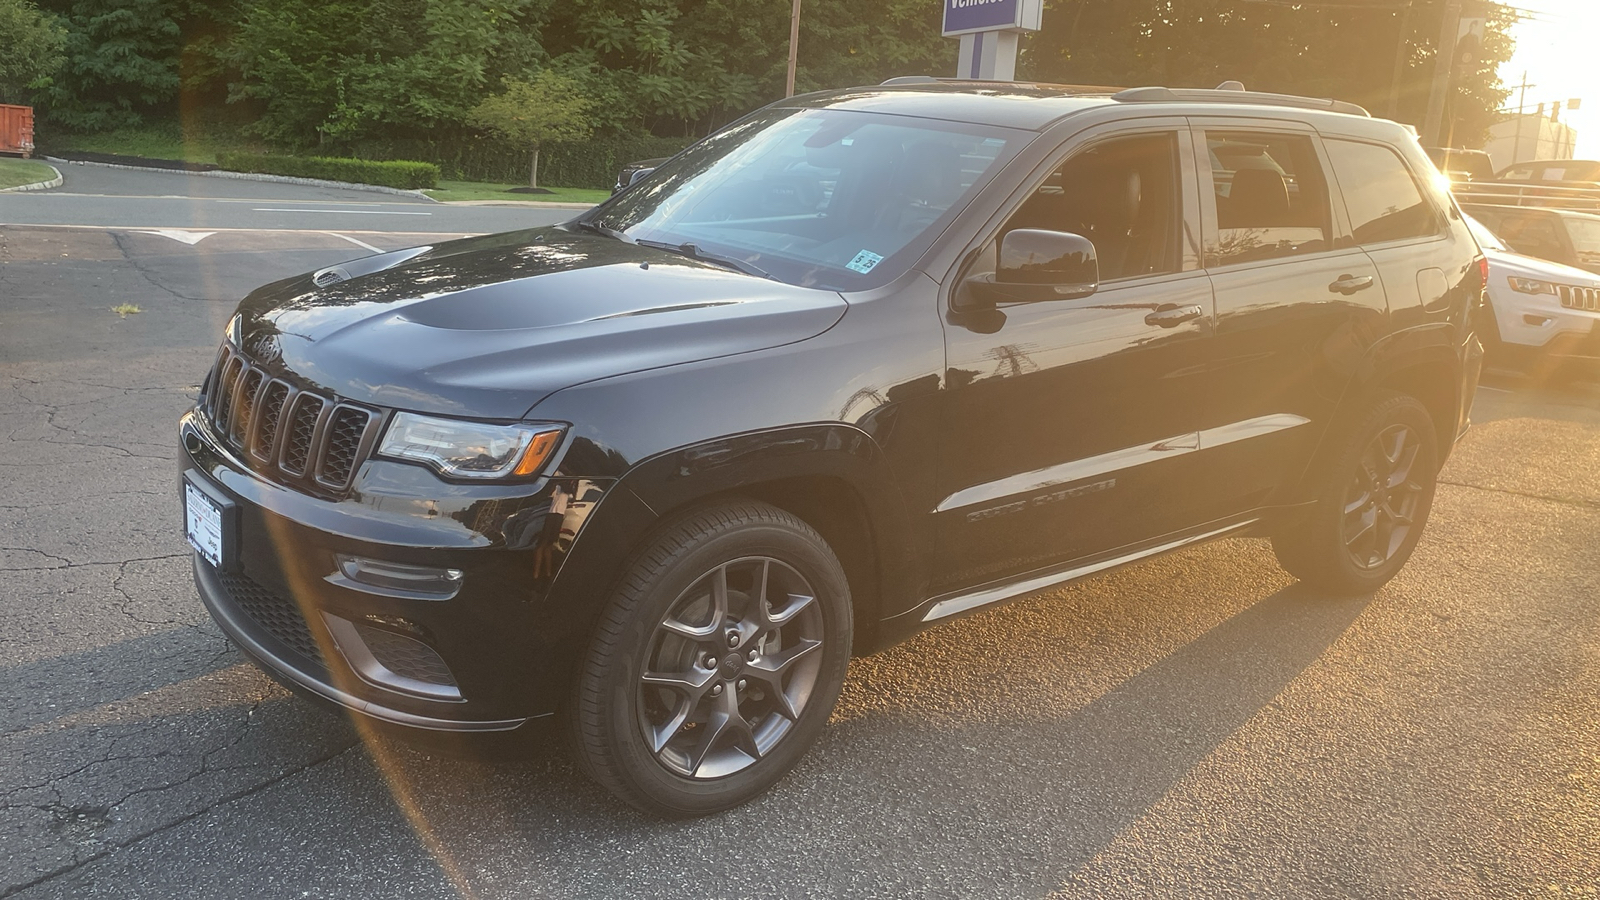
[1465,215,1507,251]
[1564,215,1600,264]
[590,108,1024,290]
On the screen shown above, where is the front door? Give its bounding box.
[932,124,1214,596]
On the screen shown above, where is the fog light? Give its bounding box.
[1523,314,1554,327]
[331,554,463,600]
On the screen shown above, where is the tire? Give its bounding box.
[1271,391,1440,594]
[569,500,852,817]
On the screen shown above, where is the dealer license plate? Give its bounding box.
[184,481,225,568]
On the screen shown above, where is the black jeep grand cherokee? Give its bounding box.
[181,81,1484,816]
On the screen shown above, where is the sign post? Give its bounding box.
[943,0,1043,81]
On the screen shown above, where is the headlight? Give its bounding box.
[1507,276,1557,295]
[378,413,563,480]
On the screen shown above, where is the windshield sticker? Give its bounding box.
[846,250,884,274]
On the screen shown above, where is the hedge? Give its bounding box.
[338,133,696,190]
[215,152,439,190]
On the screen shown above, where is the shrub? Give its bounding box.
[215,152,438,189]
[340,132,695,189]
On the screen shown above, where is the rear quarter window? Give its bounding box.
[1325,139,1439,245]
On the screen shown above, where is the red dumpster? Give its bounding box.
[1,105,36,158]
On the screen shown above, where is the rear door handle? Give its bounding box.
[1144,304,1204,328]
[1328,274,1375,295]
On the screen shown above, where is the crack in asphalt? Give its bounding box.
[1438,478,1600,511]
[0,740,362,898]
[107,231,208,305]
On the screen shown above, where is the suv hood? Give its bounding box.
[1485,246,1600,286]
[234,228,847,419]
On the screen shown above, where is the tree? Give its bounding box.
[469,71,593,188]
[35,0,182,130]
[0,0,66,104]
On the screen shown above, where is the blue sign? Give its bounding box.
[943,0,1020,36]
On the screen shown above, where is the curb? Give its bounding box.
[43,157,438,202]
[437,199,597,209]
[0,164,64,193]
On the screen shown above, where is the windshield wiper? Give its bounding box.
[570,219,630,242]
[635,239,772,280]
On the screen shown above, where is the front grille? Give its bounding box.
[1559,285,1600,311]
[201,343,378,490]
[216,570,325,667]
[354,622,458,687]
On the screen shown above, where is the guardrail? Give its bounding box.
[1451,180,1600,213]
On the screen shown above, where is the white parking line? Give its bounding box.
[251,208,432,215]
[326,232,385,253]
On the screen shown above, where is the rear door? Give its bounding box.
[1186,119,1388,519]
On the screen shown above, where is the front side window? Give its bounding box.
[1000,132,1181,281]
[1205,131,1332,266]
[592,108,1022,290]
[1325,139,1439,245]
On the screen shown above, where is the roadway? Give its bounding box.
[2,167,1598,899]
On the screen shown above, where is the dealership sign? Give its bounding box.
[942,0,1042,37]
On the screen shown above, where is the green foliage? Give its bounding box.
[469,71,593,186]
[227,0,547,146]
[36,0,182,130]
[216,151,438,188]
[1022,0,1514,146]
[342,131,693,190]
[0,0,66,104]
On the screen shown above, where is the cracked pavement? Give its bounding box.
[3,170,1600,898]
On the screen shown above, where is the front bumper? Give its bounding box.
[181,409,610,731]
[1485,287,1600,364]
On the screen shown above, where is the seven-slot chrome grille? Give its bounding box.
[1557,285,1600,312]
[201,342,381,491]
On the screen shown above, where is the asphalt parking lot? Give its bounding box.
[3,168,1599,899]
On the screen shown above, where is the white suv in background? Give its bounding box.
[1468,214,1600,379]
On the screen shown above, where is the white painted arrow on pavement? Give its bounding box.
[136,229,217,245]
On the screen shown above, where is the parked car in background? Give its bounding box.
[1466,214,1600,377]
[1423,146,1495,183]
[181,79,1484,817]
[613,157,668,194]
[1463,204,1600,275]
[1496,158,1600,186]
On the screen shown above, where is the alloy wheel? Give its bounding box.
[1341,423,1424,570]
[636,556,825,779]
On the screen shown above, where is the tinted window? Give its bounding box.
[1205,132,1331,266]
[1002,133,1181,281]
[1326,140,1438,245]
[1499,214,1566,261]
[1562,216,1600,266]
[595,108,1019,291]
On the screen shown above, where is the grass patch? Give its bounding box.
[0,158,58,190]
[111,303,142,318]
[51,123,264,165]
[425,180,610,204]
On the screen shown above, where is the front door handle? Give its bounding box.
[1328,274,1375,295]
[1144,304,1204,328]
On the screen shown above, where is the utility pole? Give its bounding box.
[785,0,802,98]
[1510,72,1534,165]
[1422,0,1461,146]
[1388,0,1415,120]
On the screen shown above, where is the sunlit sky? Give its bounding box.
[1501,0,1600,157]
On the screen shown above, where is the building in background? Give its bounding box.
[1484,109,1578,171]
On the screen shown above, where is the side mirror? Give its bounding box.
[628,167,656,186]
[963,229,1099,307]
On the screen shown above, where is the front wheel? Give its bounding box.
[569,500,852,817]
[1272,392,1440,594]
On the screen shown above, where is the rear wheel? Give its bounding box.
[570,500,852,817]
[1272,392,1439,594]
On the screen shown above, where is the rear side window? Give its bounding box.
[1325,139,1439,245]
[1205,132,1331,266]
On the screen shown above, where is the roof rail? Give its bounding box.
[1112,85,1370,117]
